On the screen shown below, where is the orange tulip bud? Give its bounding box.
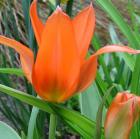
[0,0,140,102]
[105,92,140,139]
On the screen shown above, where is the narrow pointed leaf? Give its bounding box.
[0,84,96,138]
[0,68,24,76]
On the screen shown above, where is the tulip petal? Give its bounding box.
[76,56,98,93]
[75,45,140,93]
[92,45,140,57]
[0,36,34,83]
[105,93,140,139]
[30,0,45,46]
[72,4,95,60]
[33,8,80,102]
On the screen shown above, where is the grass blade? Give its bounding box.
[0,68,24,76]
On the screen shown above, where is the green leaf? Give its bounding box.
[49,0,56,7]
[94,85,116,139]
[0,84,54,113]
[66,0,74,16]
[79,83,101,121]
[0,84,96,138]
[131,56,140,95]
[0,121,21,139]
[0,68,24,76]
[22,0,37,54]
[50,104,95,138]
[21,0,31,36]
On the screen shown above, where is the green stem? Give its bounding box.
[49,114,57,139]
[27,107,39,139]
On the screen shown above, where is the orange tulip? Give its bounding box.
[105,92,140,139]
[0,0,140,102]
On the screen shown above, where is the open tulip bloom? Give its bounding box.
[0,0,140,102]
[105,92,140,139]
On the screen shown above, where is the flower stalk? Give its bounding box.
[49,114,57,139]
